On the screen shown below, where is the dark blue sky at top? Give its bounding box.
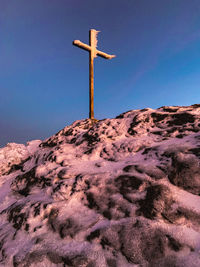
[0,0,200,146]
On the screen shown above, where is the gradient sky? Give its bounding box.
[0,0,200,146]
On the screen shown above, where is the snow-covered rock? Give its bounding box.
[0,104,199,266]
[0,140,41,176]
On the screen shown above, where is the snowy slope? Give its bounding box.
[0,104,200,267]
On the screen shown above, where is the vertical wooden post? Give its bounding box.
[89,30,94,120]
[89,55,94,119]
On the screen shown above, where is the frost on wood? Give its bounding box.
[90,29,99,58]
[0,104,200,266]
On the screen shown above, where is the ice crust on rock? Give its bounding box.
[0,104,199,266]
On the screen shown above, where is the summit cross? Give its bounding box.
[73,29,116,120]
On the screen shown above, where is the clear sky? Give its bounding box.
[0,0,200,146]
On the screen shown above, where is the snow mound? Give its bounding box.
[0,104,200,267]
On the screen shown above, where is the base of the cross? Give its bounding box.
[90,118,99,125]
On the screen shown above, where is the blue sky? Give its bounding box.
[0,0,200,146]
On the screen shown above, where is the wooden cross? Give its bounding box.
[73,29,116,120]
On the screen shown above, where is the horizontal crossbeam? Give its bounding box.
[73,40,115,59]
[73,40,91,52]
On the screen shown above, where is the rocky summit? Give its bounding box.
[0,104,200,267]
